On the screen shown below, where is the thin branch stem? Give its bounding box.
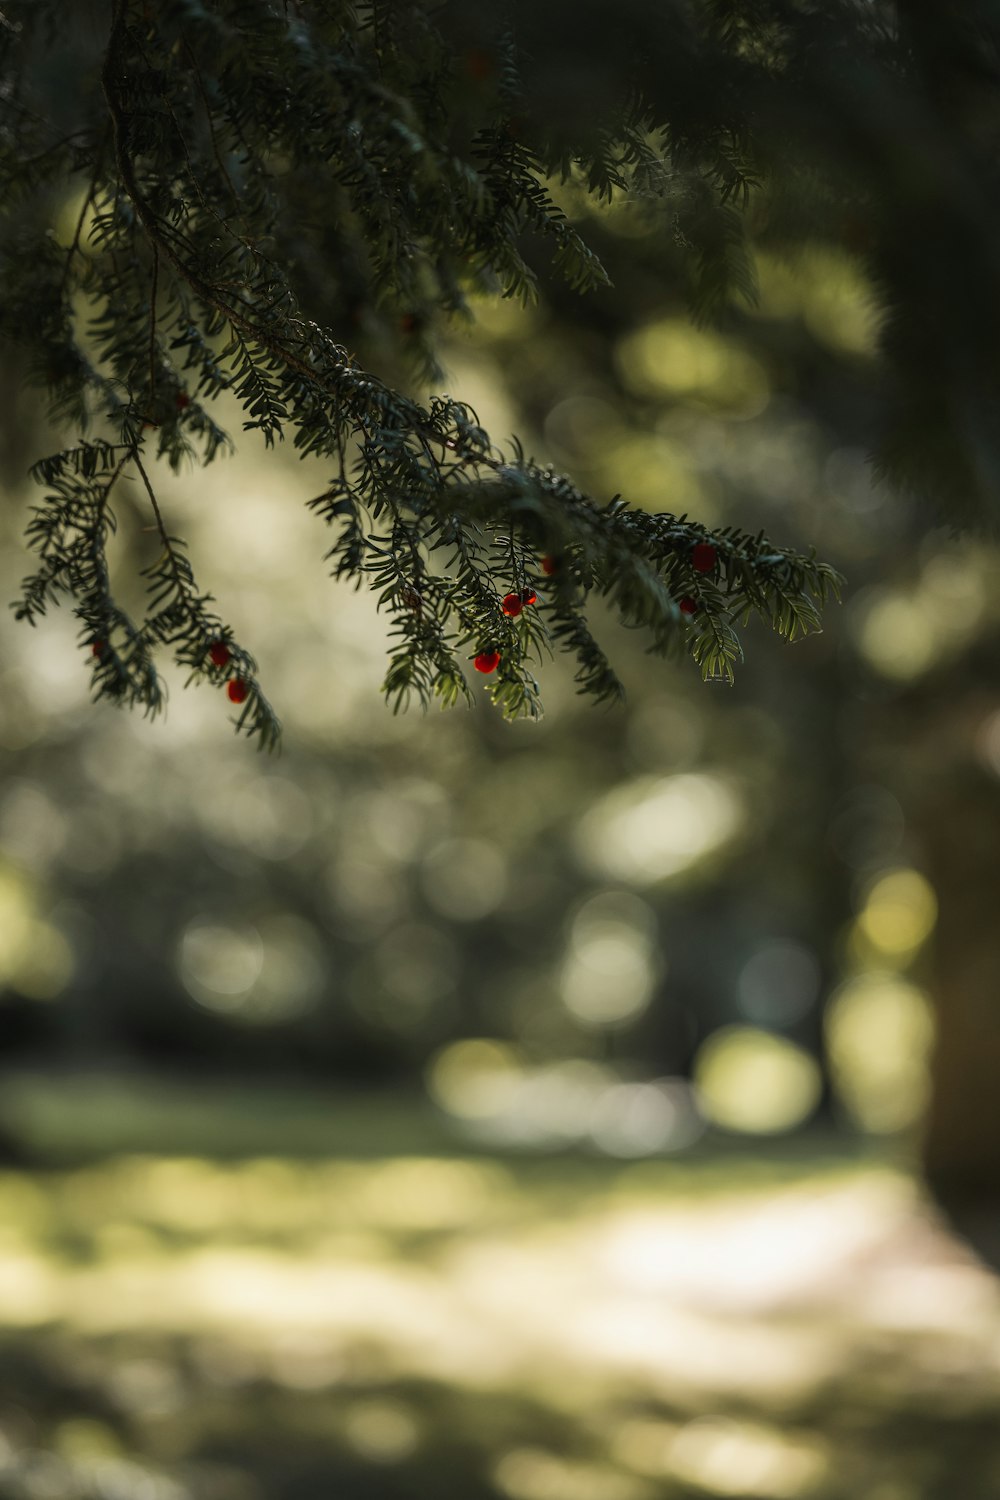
[100,2,495,480]
[148,243,159,409]
[59,125,110,297]
[181,37,245,216]
[129,446,173,560]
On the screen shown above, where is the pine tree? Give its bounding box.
[4,1,997,748]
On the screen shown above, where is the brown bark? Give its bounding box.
[920,753,1000,1207]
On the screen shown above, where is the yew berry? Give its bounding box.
[91,639,106,657]
[541,555,559,576]
[176,391,190,411]
[208,640,231,668]
[473,649,500,674]
[679,597,698,616]
[227,678,249,704]
[501,592,523,618]
[399,312,419,334]
[691,541,717,574]
[521,587,537,606]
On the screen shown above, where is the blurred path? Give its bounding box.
[0,1120,998,1498]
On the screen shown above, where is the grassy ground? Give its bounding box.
[0,1072,998,1500]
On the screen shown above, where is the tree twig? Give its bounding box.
[59,125,110,297]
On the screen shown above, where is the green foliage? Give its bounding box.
[19,2,977,748]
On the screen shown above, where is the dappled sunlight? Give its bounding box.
[0,1153,991,1357]
[1,1144,1000,1500]
[592,1174,917,1313]
[669,1417,829,1498]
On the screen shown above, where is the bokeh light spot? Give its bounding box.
[670,1416,828,1498]
[589,1079,704,1157]
[826,974,934,1132]
[178,921,264,1010]
[576,775,742,885]
[561,891,659,1027]
[738,940,821,1027]
[342,1399,420,1463]
[421,837,507,921]
[693,1027,822,1134]
[496,1447,646,1500]
[855,869,936,963]
[616,319,769,416]
[855,591,938,680]
[427,1039,522,1121]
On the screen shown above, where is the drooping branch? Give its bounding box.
[5,0,853,748]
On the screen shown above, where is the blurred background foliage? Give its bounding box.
[4,91,1000,1500]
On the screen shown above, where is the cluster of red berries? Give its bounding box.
[501,586,537,618]
[205,639,248,703]
[673,543,718,620]
[474,580,542,674]
[471,540,718,675]
[90,635,250,706]
[679,542,719,617]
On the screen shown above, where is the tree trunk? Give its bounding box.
[920,755,1000,1211]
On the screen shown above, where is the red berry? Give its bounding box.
[175,392,190,411]
[208,640,231,668]
[91,639,106,657]
[691,542,717,574]
[399,312,419,335]
[501,592,523,618]
[679,597,698,616]
[541,555,559,576]
[227,678,249,704]
[521,587,537,606]
[473,650,500,674]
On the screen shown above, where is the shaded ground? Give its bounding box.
[0,1075,998,1500]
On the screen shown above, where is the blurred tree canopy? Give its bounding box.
[14,0,999,744]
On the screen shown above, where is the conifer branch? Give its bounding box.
[0,0,865,749]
